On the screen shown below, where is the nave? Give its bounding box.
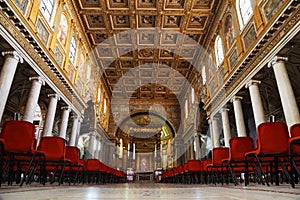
[0,182,299,200]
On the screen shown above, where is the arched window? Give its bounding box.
[215,36,224,66]
[191,88,195,104]
[201,65,207,85]
[237,0,253,29]
[40,0,55,22]
[185,99,188,119]
[69,36,77,64]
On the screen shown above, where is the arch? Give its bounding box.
[214,35,224,67]
[39,0,55,22]
[236,0,254,30]
[116,111,176,139]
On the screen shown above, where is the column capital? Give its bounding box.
[245,80,261,88]
[48,93,60,100]
[231,96,243,103]
[220,108,230,113]
[71,113,79,119]
[268,56,288,68]
[61,106,70,111]
[29,76,45,85]
[2,51,23,63]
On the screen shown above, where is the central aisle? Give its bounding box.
[0,182,299,199]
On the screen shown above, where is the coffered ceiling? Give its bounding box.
[73,0,218,101]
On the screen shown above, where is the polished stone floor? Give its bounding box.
[0,182,299,200]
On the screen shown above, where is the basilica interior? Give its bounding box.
[0,0,300,199]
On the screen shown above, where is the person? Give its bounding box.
[225,15,234,48]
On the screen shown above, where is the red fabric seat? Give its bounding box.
[37,136,69,185]
[222,137,255,185]
[245,122,290,186]
[289,123,300,188]
[0,120,45,186]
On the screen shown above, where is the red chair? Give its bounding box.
[185,160,202,184]
[201,159,212,184]
[245,122,290,186]
[85,159,101,184]
[36,136,70,185]
[207,147,230,184]
[289,123,300,188]
[222,137,255,185]
[64,146,83,185]
[0,121,45,186]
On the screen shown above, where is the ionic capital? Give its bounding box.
[2,51,23,63]
[61,106,70,111]
[48,93,60,100]
[245,80,261,89]
[29,76,45,85]
[231,96,243,103]
[268,56,288,68]
[220,108,230,113]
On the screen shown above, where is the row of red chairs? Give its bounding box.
[79,159,126,184]
[160,122,300,188]
[0,120,126,186]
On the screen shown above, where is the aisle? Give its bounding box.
[0,182,299,199]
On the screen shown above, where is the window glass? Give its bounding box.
[69,37,77,64]
[40,0,54,22]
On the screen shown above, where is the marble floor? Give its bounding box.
[0,182,299,200]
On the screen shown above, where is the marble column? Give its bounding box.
[98,139,102,160]
[69,114,79,146]
[194,132,201,160]
[23,77,44,122]
[220,108,231,147]
[268,56,300,129]
[246,80,266,127]
[88,133,96,159]
[212,117,220,148]
[208,118,214,149]
[231,96,247,137]
[0,51,23,121]
[94,137,100,160]
[58,106,70,139]
[43,94,59,136]
[74,117,82,147]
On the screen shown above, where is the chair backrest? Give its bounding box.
[187,160,202,172]
[229,137,255,161]
[65,146,80,164]
[0,120,36,153]
[257,122,289,154]
[290,123,300,138]
[212,147,230,165]
[86,159,100,171]
[202,159,212,171]
[37,136,66,160]
[290,123,300,153]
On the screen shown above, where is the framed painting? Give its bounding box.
[54,46,64,67]
[14,0,29,14]
[243,23,256,50]
[263,0,284,22]
[36,19,49,46]
[228,49,238,69]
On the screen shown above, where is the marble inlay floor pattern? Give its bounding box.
[0,182,299,199]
